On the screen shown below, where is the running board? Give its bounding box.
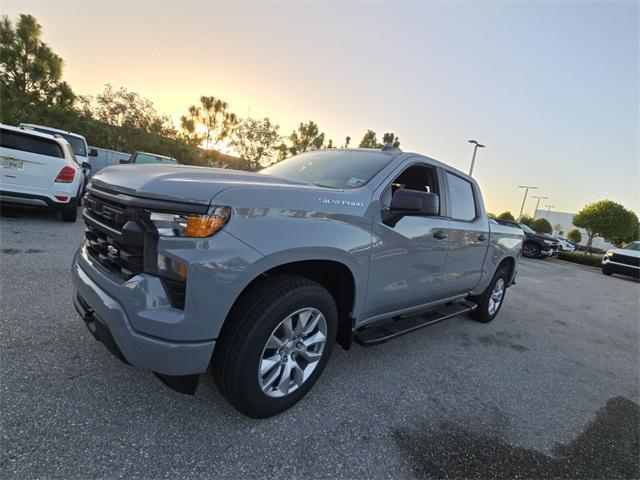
[354,300,477,347]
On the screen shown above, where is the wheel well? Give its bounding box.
[236,260,356,349]
[498,256,516,283]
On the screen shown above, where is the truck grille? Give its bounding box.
[610,253,640,267]
[83,192,148,279]
[82,185,200,309]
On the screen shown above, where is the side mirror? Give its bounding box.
[81,161,91,170]
[119,158,131,164]
[88,148,98,157]
[390,189,439,216]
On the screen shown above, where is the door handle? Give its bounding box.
[433,230,448,240]
[477,233,488,241]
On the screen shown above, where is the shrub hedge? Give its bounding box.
[557,252,603,268]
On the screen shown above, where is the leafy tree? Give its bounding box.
[531,218,552,234]
[520,214,535,228]
[0,14,75,123]
[358,130,378,148]
[231,117,281,171]
[342,136,351,148]
[180,96,238,149]
[382,132,401,148]
[288,121,325,156]
[497,211,515,221]
[567,228,582,244]
[606,211,639,247]
[91,84,174,152]
[358,130,400,149]
[573,200,638,253]
[275,142,289,162]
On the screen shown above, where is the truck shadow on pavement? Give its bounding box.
[394,396,639,479]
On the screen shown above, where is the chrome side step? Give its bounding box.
[353,300,477,347]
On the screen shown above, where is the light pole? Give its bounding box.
[518,185,538,220]
[531,196,548,218]
[545,205,555,219]
[468,140,485,176]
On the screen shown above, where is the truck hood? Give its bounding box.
[89,164,314,205]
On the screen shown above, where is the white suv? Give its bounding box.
[0,124,88,222]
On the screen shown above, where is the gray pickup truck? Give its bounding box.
[72,147,522,418]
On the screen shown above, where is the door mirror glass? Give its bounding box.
[81,161,91,169]
[88,148,98,157]
[390,189,439,216]
[119,158,131,164]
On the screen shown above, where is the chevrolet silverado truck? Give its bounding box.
[72,147,523,418]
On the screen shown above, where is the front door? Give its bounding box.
[363,161,451,321]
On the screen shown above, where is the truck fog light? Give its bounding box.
[157,254,188,280]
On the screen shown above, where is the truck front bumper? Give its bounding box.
[71,251,215,380]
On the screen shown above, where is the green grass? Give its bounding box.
[557,251,603,268]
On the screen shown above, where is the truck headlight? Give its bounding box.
[149,206,230,238]
[543,239,554,245]
[605,251,614,257]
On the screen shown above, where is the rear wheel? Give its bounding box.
[61,200,77,222]
[523,242,540,258]
[212,275,337,418]
[469,267,509,323]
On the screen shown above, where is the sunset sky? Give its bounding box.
[4,1,639,216]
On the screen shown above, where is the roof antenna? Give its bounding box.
[381,143,401,152]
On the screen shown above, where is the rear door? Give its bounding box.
[0,129,66,188]
[441,170,489,294]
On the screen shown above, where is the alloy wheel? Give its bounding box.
[488,278,505,315]
[258,307,327,398]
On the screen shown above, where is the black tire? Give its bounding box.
[523,242,540,258]
[212,274,337,418]
[61,201,77,222]
[602,266,613,276]
[469,267,509,323]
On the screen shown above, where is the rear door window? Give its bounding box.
[0,129,64,158]
[446,172,477,221]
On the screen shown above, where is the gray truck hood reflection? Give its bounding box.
[89,164,316,205]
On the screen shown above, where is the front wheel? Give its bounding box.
[523,242,540,258]
[212,275,337,418]
[469,267,509,323]
[602,266,613,276]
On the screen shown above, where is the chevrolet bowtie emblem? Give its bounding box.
[107,245,119,256]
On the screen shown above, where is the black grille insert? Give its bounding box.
[83,192,150,279]
[161,278,187,309]
[610,253,640,267]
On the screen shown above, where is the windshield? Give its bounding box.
[623,241,640,251]
[259,150,393,189]
[134,153,176,164]
[519,223,536,234]
[31,127,87,157]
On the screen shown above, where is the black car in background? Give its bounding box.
[494,218,560,259]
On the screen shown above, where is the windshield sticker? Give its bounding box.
[346,177,366,188]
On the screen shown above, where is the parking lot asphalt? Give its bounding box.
[1,207,639,479]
